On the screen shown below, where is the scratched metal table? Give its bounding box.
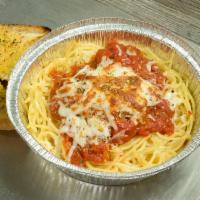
[1,0,200,200]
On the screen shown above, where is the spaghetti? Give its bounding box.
[21,39,195,172]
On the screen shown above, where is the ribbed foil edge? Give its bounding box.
[6,17,200,185]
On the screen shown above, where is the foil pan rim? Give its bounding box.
[6,17,200,183]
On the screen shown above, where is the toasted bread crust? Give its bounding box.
[0,24,50,33]
[0,114,14,130]
[0,24,51,130]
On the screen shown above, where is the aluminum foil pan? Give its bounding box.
[6,18,200,185]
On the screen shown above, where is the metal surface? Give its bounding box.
[6,18,200,186]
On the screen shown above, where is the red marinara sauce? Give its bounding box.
[49,41,174,167]
[92,41,166,88]
[110,100,174,144]
[61,134,110,167]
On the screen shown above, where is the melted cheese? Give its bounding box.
[55,76,92,101]
[164,91,182,109]
[87,56,113,76]
[55,56,165,151]
[70,58,135,78]
[139,80,159,106]
[107,63,136,77]
[58,102,110,147]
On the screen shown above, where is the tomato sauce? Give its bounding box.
[49,41,174,167]
[93,41,166,88]
[61,134,110,166]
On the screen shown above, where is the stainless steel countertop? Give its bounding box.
[1,132,200,200]
[1,0,200,199]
